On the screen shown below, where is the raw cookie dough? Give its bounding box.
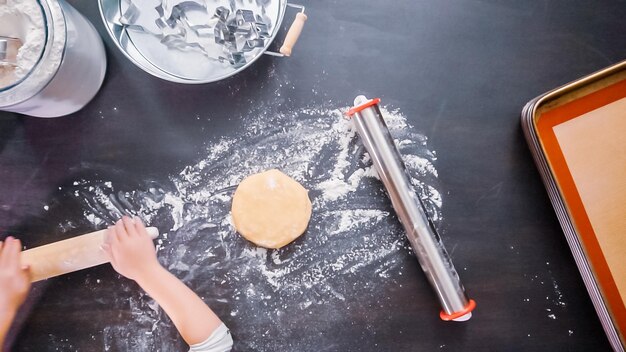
[231,169,312,249]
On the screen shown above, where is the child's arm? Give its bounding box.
[0,237,31,349]
[103,217,232,350]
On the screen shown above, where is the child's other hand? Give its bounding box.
[103,216,160,282]
[0,237,31,314]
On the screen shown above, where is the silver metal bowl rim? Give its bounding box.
[98,0,287,84]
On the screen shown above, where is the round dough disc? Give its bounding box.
[231,169,312,249]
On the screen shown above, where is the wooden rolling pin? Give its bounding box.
[20,227,159,282]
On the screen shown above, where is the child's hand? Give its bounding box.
[102,218,228,348]
[102,217,160,282]
[0,237,31,315]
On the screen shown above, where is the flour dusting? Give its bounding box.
[63,104,441,351]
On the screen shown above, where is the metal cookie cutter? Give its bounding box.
[0,37,22,67]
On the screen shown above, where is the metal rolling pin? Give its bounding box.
[347,95,475,321]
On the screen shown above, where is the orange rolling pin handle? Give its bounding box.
[440,299,477,321]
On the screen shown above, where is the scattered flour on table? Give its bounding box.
[64,104,442,351]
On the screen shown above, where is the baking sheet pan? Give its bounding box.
[522,61,626,351]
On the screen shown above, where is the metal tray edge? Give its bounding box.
[520,60,626,352]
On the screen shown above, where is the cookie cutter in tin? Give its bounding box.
[99,0,307,83]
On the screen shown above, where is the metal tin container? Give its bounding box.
[98,0,306,83]
[522,60,626,351]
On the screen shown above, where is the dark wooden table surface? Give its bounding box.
[2,0,625,351]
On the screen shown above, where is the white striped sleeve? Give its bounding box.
[188,323,233,352]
